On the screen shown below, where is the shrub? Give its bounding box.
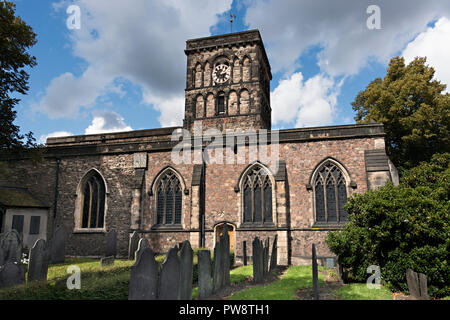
[326,153,450,298]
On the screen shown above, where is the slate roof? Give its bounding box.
[0,187,48,208]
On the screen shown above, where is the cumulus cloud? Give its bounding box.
[271,73,341,128]
[37,0,232,123]
[85,110,132,135]
[39,131,73,144]
[402,17,450,92]
[245,0,450,76]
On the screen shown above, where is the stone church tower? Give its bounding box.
[0,29,398,266]
[183,30,271,133]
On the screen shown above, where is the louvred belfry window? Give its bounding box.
[314,162,348,223]
[81,172,106,228]
[156,170,182,225]
[242,166,273,224]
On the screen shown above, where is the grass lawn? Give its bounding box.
[228,266,325,300]
[334,283,393,300]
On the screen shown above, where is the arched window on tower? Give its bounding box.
[155,170,182,226]
[242,165,273,224]
[217,92,225,114]
[313,161,348,223]
[80,170,106,229]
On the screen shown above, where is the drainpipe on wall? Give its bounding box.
[52,158,61,232]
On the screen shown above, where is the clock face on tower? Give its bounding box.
[212,63,231,84]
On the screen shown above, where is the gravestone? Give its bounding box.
[221,223,230,286]
[312,243,319,300]
[197,250,212,299]
[158,246,181,300]
[50,226,67,264]
[263,237,269,277]
[0,262,25,288]
[105,230,117,257]
[269,235,277,272]
[243,241,247,266]
[0,230,22,263]
[212,240,224,293]
[129,248,159,300]
[252,237,264,284]
[0,247,4,266]
[135,238,149,261]
[406,269,429,300]
[27,239,49,282]
[128,231,140,260]
[179,240,194,300]
[100,256,115,267]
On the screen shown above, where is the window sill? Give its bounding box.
[238,222,276,230]
[311,222,348,229]
[73,228,106,234]
[151,224,183,231]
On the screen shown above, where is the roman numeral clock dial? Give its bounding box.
[213,63,231,84]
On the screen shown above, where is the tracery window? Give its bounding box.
[314,161,348,223]
[80,171,106,228]
[155,170,182,225]
[242,166,273,224]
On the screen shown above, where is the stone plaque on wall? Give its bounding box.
[133,153,147,169]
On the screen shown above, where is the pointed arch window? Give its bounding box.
[155,170,182,225]
[80,171,106,229]
[314,162,348,223]
[242,166,273,224]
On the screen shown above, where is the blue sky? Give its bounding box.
[10,0,450,144]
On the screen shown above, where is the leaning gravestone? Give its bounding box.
[128,231,140,260]
[269,235,278,272]
[0,262,25,288]
[418,273,430,300]
[50,226,67,264]
[263,237,269,277]
[0,230,22,263]
[105,230,117,257]
[27,239,49,282]
[135,238,149,261]
[179,240,194,300]
[406,269,429,300]
[212,241,224,293]
[198,250,212,299]
[128,248,159,300]
[252,237,264,284]
[312,243,319,300]
[158,246,181,300]
[243,241,247,266]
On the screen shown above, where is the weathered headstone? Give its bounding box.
[179,240,194,300]
[0,247,4,266]
[312,243,319,300]
[105,230,117,257]
[128,231,140,260]
[27,239,49,282]
[418,273,430,300]
[263,237,269,277]
[252,237,264,284]
[128,248,159,300]
[197,250,212,299]
[100,256,115,267]
[135,237,149,261]
[221,223,230,286]
[158,246,181,300]
[269,235,278,272]
[50,226,67,264]
[406,269,429,300]
[0,230,22,263]
[212,240,224,293]
[243,241,247,266]
[0,262,25,288]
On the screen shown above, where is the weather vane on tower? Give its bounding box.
[230,12,236,33]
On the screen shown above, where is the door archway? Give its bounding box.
[214,222,235,252]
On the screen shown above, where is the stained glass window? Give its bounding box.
[155,170,182,225]
[80,171,106,229]
[242,165,273,224]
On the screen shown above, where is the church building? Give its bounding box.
[0,30,397,265]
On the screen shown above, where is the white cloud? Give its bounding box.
[85,110,132,134]
[271,73,341,128]
[39,131,73,144]
[36,0,232,125]
[245,0,450,76]
[402,17,450,92]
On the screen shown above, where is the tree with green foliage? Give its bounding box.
[0,0,37,150]
[326,153,450,298]
[352,56,450,170]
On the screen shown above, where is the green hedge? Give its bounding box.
[326,153,450,298]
